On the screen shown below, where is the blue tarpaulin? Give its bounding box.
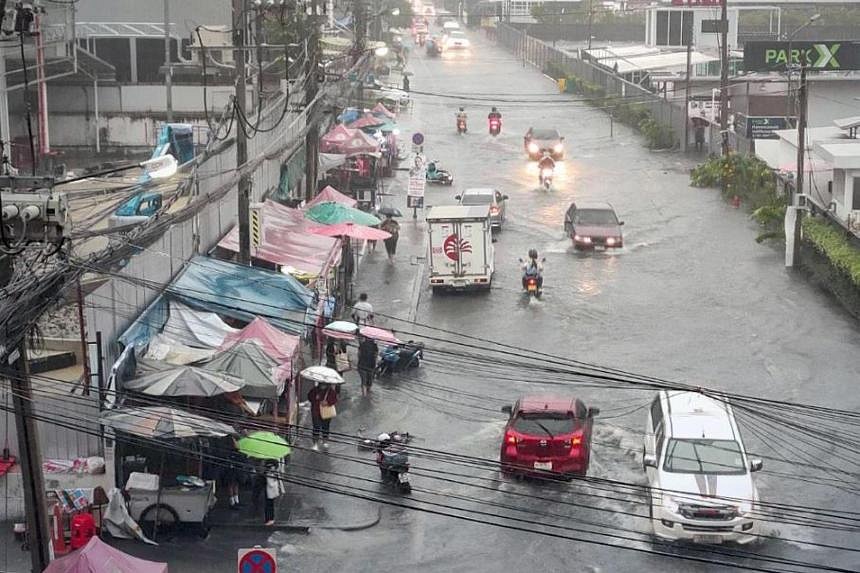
[165,256,312,334]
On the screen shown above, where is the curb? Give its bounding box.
[308,505,382,532]
[210,522,310,533]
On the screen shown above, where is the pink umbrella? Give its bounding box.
[307,223,391,241]
[360,326,401,345]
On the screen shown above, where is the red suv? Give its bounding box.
[500,396,599,478]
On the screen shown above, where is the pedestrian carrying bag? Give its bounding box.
[320,404,337,420]
[335,351,350,373]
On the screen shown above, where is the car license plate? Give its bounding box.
[533,461,552,470]
[398,473,410,483]
[693,535,723,544]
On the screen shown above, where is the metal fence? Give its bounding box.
[496,23,687,149]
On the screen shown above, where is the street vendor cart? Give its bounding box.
[125,472,215,538]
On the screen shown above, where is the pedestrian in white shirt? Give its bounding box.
[351,293,374,325]
[264,460,285,526]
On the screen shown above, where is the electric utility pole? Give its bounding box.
[683,15,692,153]
[792,62,807,267]
[164,0,173,122]
[233,0,251,265]
[719,0,729,156]
[305,0,321,201]
[354,0,367,105]
[587,0,594,50]
[0,259,50,573]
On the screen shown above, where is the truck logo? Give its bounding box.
[443,234,471,261]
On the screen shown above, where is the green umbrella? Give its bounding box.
[237,431,292,460]
[305,202,381,226]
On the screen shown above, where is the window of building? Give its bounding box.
[656,10,692,47]
[94,38,131,82]
[136,38,180,83]
[852,177,860,211]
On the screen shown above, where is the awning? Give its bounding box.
[45,537,166,573]
[216,200,341,275]
[306,185,357,208]
[165,256,312,334]
[196,340,283,399]
[220,316,300,368]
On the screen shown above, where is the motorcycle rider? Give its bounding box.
[456,107,467,132]
[521,248,544,291]
[538,152,555,186]
[488,106,502,121]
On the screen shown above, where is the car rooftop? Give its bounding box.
[518,395,577,413]
[665,392,736,441]
[572,201,615,211]
[462,188,496,195]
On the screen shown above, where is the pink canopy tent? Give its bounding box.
[320,124,358,153]
[220,316,300,385]
[45,537,167,573]
[372,102,396,119]
[348,114,386,129]
[307,222,391,240]
[216,200,341,275]
[306,185,357,208]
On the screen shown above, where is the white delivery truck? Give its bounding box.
[427,205,495,292]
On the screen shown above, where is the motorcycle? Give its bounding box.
[456,117,467,134]
[519,258,545,298]
[489,117,502,136]
[539,166,554,190]
[376,341,425,377]
[364,432,412,493]
[425,162,454,186]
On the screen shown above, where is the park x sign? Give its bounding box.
[744,41,860,72]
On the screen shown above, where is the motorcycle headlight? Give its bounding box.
[541,169,553,177]
[528,142,539,154]
[553,143,564,153]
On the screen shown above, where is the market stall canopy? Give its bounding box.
[217,201,341,276]
[322,320,359,340]
[44,537,167,573]
[124,365,245,397]
[305,203,382,226]
[320,125,380,154]
[307,222,391,240]
[220,317,299,367]
[359,326,401,344]
[319,153,348,172]
[143,333,215,365]
[197,340,282,399]
[306,185,357,208]
[166,256,312,334]
[238,431,291,460]
[337,107,363,124]
[371,102,396,119]
[349,114,386,129]
[320,124,356,152]
[101,406,235,439]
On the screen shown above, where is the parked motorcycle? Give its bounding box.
[376,341,425,377]
[375,433,412,493]
[425,162,454,185]
[489,117,502,136]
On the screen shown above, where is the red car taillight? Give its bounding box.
[490,206,500,215]
[563,433,583,450]
[504,431,518,445]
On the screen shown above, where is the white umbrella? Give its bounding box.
[124,366,245,397]
[101,406,235,439]
[300,365,345,385]
[322,320,359,340]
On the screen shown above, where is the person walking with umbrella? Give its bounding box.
[379,208,401,263]
[307,381,338,450]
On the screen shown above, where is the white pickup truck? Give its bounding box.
[427,205,494,292]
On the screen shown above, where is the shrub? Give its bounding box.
[802,217,860,287]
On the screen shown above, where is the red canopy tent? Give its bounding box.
[320,124,357,153]
[348,114,386,129]
[306,185,357,208]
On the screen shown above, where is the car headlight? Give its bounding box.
[661,495,679,514]
[527,142,539,154]
[553,143,564,153]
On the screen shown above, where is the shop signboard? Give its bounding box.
[744,41,860,72]
[735,113,790,140]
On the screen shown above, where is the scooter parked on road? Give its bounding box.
[373,433,412,493]
[376,341,425,377]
